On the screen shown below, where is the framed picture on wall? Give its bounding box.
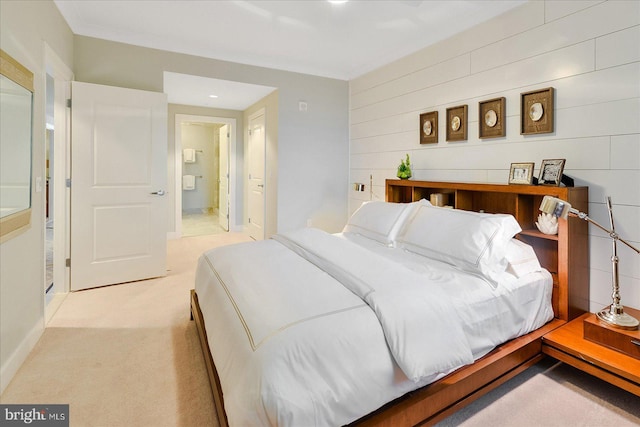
[419,111,438,144]
[521,87,554,135]
[479,97,506,139]
[508,162,535,185]
[446,105,467,142]
[538,158,565,186]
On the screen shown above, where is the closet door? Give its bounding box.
[247,109,265,240]
[218,124,229,231]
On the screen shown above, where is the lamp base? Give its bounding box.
[596,307,639,331]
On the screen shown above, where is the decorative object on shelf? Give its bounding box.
[521,87,554,135]
[535,212,558,235]
[540,195,640,330]
[479,97,506,139]
[446,105,468,142]
[508,162,535,185]
[429,193,448,207]
[396,154,412,179]
[538,158,565,186]
[419,111,438,144]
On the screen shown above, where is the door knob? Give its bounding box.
[151,190,166,196]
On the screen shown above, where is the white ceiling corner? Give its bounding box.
[54,0,527,109]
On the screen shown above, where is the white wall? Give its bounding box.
[349,0,640,313]
[74,36,350,237]
[0,0,74,392]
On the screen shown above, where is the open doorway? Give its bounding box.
[181,121,226,236]
[44,44,72,321]
[175,114,237,238]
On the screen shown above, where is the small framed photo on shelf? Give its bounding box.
[479,97,506,139]
[520,87,554,135]
[538,158,566,186]
[508,162,535,185]
[419,111,438,144]
[446,105,467,142]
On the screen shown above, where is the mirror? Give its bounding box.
[1,49,34,242]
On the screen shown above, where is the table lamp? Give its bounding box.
[539,195,640,330]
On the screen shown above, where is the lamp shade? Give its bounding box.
[539,195,572,219]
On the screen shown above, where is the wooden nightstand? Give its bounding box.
[542,311,640,396]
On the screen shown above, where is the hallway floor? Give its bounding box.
[182,210,227,237]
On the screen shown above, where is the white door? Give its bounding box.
[247,110,265,240]
[218,124,229,231]
[70,81,168,291]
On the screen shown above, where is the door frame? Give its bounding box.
[174,114,238,237]
[44,43,73,322]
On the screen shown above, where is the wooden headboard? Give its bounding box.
[386,179,589,321]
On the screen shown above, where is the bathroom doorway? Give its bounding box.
[175,114,237,238]
[43,44,72,321]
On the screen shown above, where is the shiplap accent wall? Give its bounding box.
[349,0,639,312]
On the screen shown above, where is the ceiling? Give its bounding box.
[54,0,526,110]
[163,72,277,111]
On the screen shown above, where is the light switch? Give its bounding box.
[35,176,42,192]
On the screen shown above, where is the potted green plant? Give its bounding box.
[397,154,412,179]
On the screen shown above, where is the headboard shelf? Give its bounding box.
[519,229,559,241]
[386,179,589,321]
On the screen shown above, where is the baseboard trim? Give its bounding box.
[0,318,44,394]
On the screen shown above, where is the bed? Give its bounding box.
[190,180,589,426]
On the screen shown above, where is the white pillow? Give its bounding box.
[396,204,522,286]
[505,239,542,278]
[343,200,426,246]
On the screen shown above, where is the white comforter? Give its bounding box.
[195,228,552,426]
[273,228,473,382]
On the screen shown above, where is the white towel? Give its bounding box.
[183,175,195,191]
[183,148,196,163]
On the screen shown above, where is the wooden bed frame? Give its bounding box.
[190,180,590,426]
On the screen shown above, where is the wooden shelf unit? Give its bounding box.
[386,179,590,321]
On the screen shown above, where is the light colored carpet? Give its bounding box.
[1,233,251,427]
[436,357,640,426]
[2,232,639,427]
